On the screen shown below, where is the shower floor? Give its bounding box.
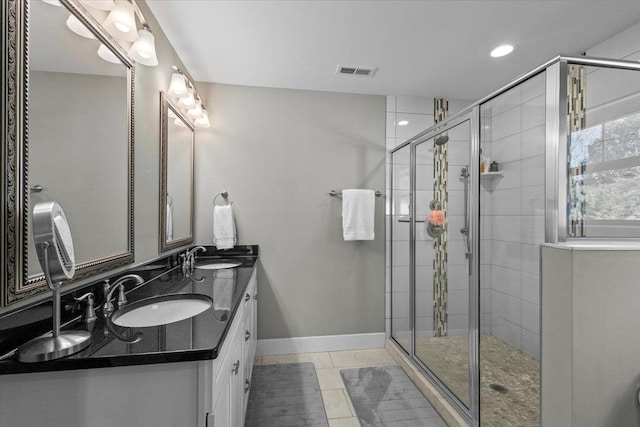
[396,334,539,426]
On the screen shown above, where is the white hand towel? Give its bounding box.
[166,203,173,241]
[213,205,236,250]
[342,189,375,241]
[213,269,236,311]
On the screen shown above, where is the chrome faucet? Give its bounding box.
[102,274,144,315]
[183,246,206,273]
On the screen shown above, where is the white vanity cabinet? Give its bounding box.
[203,268,257,427]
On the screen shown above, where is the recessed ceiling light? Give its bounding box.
[490,44,514,58]
[397,120,409,126]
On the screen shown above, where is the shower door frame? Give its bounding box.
[391,110,481,426]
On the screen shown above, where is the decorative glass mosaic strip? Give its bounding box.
[568,65,587,237]
[433,97,449,337]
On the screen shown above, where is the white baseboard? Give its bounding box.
[256,332,386,356]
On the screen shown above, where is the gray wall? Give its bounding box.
[193,83,386,340]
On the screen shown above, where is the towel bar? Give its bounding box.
[329,190,382,198]
[213,191,231,206]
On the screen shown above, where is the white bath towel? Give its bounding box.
[213,204,236,250]
[213,269,236,311]
[342,189,375,241]
[166,203,173,241]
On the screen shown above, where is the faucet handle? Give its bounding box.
[75,292,97,324]
[117,285,127,308]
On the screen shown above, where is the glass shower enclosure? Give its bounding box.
[389,55,640,426]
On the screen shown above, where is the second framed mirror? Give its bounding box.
[159,92,195,252]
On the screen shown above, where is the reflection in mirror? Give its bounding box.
[3,0,134,306]
[160,92,194,252]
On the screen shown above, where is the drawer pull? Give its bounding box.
[232,360,240,375]
[244,293,250,302]
[245,379,251,393]
[245,330,251,341]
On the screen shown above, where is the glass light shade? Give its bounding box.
[97,43,122,64]
[178,88,195,108]
[102,0,138,43]
[187,99,203,119]
[42,0,63,6]
[128,28,158,66]
[195,109,211,128]
[167,73,188,97]
[66,14,96,39]
[80,0,114,10]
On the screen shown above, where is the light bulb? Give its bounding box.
[128,28,158,66]
[66,14,96,39]
[167,72,187,97]
[178,88,195,108]
[102,0,138,43]
[187,99,203,119]
[195,109,211,128]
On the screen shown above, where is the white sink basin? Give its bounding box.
[195,261,241,270]
[111,293,212,328]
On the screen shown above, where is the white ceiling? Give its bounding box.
[146,1,640,100]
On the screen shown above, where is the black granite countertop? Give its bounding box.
[0,247,257,375]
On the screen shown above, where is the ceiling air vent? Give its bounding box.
[336,65,377,77]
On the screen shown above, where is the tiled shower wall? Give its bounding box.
[481,72,546,359]
[386,96,470,340]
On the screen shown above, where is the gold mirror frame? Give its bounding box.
[1,0,135,307]
[159,91,195,252]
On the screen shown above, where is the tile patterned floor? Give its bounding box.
[254,348,404,427]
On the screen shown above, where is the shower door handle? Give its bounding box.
[460,165,471,258]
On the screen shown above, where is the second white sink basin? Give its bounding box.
[195,261,241,270]
[111,293,212,328]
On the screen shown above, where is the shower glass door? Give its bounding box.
[414,118,472,408]
[390,144,412,354]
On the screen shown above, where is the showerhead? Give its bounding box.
[434,134,449,146]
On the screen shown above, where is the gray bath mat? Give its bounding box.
[245,362,329,427]
[341,365,447,427]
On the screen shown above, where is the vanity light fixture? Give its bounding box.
[41,0,159,67]
[195,108,211,128]
[103,0,138,42]
[168,72,188,97]
[187,98,204,119]
[490,44,514,58]
[178,87,196,108]
[167,65,211,128]
[66,14,96,39]
[128,27,158,66]
[397,120,409,126]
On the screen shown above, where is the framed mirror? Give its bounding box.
[2,0,134,307]
[159,91,194,252]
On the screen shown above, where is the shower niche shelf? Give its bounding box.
[480,171,504,179]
